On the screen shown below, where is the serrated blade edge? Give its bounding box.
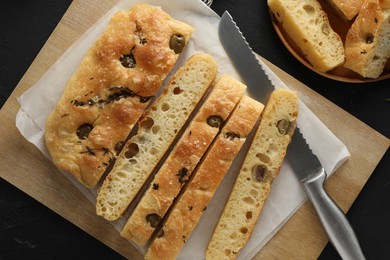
[218,11,274,103]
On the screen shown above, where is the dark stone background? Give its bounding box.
[1,0,389,259]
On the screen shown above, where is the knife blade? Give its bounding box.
[219,11,365,260]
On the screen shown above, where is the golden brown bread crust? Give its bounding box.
[206,89,298,259]
[120,74,247,247]
[344,0,390,78]
[45,4,193,188]
[144,96,264,260]
[327,0,365,20]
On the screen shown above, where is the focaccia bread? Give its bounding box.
[144,96,264,260]
[96,53,218,221]
[344,0,390,78]
[268,0,345,72]
[326,0,365,20]
[45,3,194,188]
[120,74,246,247]
[206,89,298,259]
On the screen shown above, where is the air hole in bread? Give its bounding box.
[256,153,270,163]
[373,55,380,60]
[108,201,117,207]
[140,117,154,129]
[152,125,160,134]
[246,211,253,220]
[173,87,183,95]
[322,24,330,35]
[242,196,256,205]
[161,102,170,111]
[125,143,139,158]
[169,114,177,119]
[303,4,315,15]
[150,147,158,155]
[240,227,248,234]
[129,159,137,165]
[229,231,239,239]
[117,171,127,179]
[249,189,259,198]
[225,249,232,256]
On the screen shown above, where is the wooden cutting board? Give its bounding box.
[0,0,388,259]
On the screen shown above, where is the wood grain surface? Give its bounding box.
[0,0,388,259]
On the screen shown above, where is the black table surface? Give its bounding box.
[0,0,389,259]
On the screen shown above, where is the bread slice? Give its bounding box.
[344,0,390,78]
[206,89,298,259]
[45,3,194,188]
[96,53,218,221]
[144,96,264,260]
[268,0,345,72]
[120,74,247,247]
[326,0,365,20]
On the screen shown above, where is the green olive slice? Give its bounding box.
[120,53,136,68]
[207,115,223,128]
[169,34,186,54]
[146,213,162,228]
[276,119,291,135]
[77,123,93,140]
[252,164,267,182]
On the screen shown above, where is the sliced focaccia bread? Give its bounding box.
[45,3,194,188]
[120,74,247,247]
[96,53,218,221]
[206,89,298,259]
[344,0,390,78]
[268,0,345,72]
[144,96,264,260]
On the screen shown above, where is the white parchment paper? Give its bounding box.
[15,0,350,259]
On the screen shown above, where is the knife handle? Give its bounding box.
[303,168,365,260]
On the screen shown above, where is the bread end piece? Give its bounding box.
[206,89,298,260]
[268,0,345,72]
[344,0,390,78]
[44,3,194,188]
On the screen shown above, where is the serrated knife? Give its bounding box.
[219,11,365,260]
